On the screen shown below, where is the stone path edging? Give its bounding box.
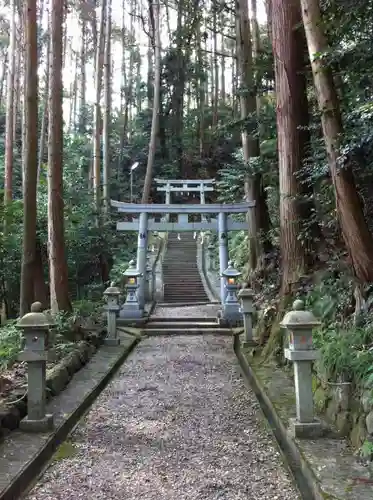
[0,332,139,500]
[233,333,325,500]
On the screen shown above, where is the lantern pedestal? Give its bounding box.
[282,300,322,439]
[20,414,54,433]
[120,303,143,319]
[220,262,243,327]
[238,288,256,347]
[104,283,121,345]
[17,302,54,433]
[120,260,144,319]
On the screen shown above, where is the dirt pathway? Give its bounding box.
[26,335,300,500]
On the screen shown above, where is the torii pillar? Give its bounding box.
[136,212,148,309]
[218,211,229,303]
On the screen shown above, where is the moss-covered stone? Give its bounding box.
[76,342,90,364]
[46,365,70,396]
[336,411,352,436]
[312,374,320,393]
[365,410,373,435]
[58,351,82,376]
[326,397,339,423]
[350,416,367,448]
[362,389,373,413]
[314,386,328,413]
[359,439,373,462]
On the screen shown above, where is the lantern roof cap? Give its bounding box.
[104,282,121,295]
[123,260,142,278]
[222,261,241,278]
[17,302,50,329]
[238,287,254,298]
[280,300,321,329]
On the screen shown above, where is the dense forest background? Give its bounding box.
[1,0,373,387]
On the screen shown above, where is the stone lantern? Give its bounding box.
[120,260,143,319]
[103,282,121,345]
[17,302,54,432]
[281,299,322,438]
[238,288,256,346]
[220,261,242,326]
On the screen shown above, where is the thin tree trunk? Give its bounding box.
[142,0,161,203]
[38,28,50,180]
[4,0,16,207]
[92,0,107,209]
[48,0,72,313]
[102,0,112,213]
[0,53,8,109]
[12,47,20,146]
[300,0,373,283]
[236,0,260,271]
[79,16,87,133]
[20,0,39,316]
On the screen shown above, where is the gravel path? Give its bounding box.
[26,336,300,500]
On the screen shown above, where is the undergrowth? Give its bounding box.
[0,298,104,372]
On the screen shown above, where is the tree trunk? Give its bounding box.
[272,0,312,293]
[48,0,72,314]
[102,0,112,213]
[20,0,38,316]
[117,0,127,176]
[12,46,20,146]
[197,20,205,157]
[142,0,161,203]
[92,0,107,208]
[0,52,8,109]
[79,16,87,133]
[236,0,269,272]
[212,2,218,126]
[4,0,16,207]
[300,0,373,283]
[38,27,50,180]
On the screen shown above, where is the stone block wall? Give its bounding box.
[313,375,373,454]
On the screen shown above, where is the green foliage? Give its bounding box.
[0,322,22,370]
[313,325,373,384]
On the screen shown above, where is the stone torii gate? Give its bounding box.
[111,187,254,309]
[155,178,214,205]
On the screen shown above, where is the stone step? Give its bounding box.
[148,316,218,323]
[163,272,201,276]
[145,321,219,329]
[143,328,232,336]
[158,301,214,307]
[163,292,208,297]
[164,288,207,292]
[164,272,202,276]
[163,276,201,279]
[163,267,199,271]
[163,292,208,303]
[163,277,203,281]
[164,287,206,292]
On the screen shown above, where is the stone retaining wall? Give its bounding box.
[197,236,220,302]
[313,375,373,456]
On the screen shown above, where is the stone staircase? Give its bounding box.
[162,232,209,305]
